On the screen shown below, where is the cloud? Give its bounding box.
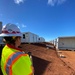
[18,26,20,28]
[22,24,27,28]
[48,0,56,6]
[14,0,25,4]
[16,23,19,25]
[48,0,66,6]
[57,0,66,5]
[16,23,27,28]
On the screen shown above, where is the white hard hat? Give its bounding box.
[0,23,22,37]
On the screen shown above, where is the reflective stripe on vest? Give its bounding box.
[4,52,28,75]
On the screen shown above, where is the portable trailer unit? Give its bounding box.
[54,39,57,46]
[38,37,42,42]
[21,32,45,43]
[50,40,54,44]
[21,32,39,43]
[36,35,39,43]
[0,22,2,34]
[21,33,26,43]
[38,37,45,42]
[0,37,4,46]
[21,32,34,43]
[56,36,75,50]
[42,37,45,42]
[33,34,39,43]
[26,32,40,43]
[0,22,5,46]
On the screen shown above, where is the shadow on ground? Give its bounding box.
[32,56,51,75]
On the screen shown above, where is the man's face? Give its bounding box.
[15,37,21,47]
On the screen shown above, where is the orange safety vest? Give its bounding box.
[1,44,33,75]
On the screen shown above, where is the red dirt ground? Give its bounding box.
[20,43,75,75]
[0,42,75,75]
[59,50,75,71]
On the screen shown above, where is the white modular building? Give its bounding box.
[36,35,39,42]
[21,32,39,43]
[42,37,45,42]
[54,39,57,46]
[56,36,75,50]
[21,33,26,43]
[0,37,4,45]
[21,32,34,43]
[38,37,45,42]
[50,40,54,45]
[0,22,2,34]
[0,22,4,46]
[33,34,39,43]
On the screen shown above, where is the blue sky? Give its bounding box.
[0,0,75,41]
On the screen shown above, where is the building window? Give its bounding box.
[23,34,25,39]
[62,43,64,45]
[39,38,40,40]
[25,33,28,34]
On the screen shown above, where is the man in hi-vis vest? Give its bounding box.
[0,23,34,75]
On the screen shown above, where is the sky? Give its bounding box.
[0,0,75,41]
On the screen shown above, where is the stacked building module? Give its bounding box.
[0,22,4,46]
[52,36,75,50]
[21,32,45,43]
